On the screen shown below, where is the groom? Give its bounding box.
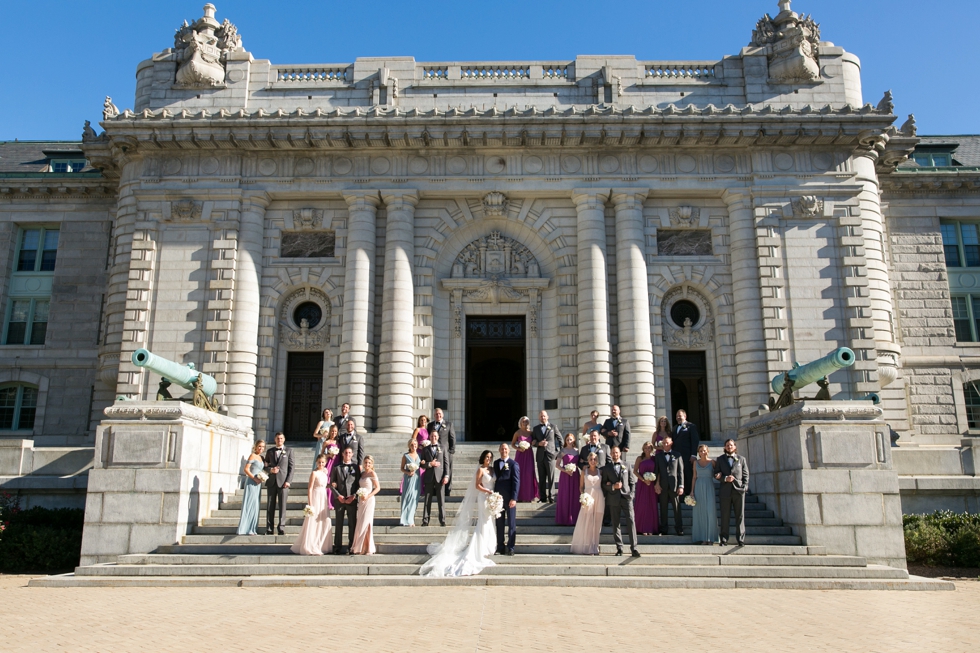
[494,443,520,556]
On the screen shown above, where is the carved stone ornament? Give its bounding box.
[751,1,822,85]
[900,114,918,137]
[170,199,203,222]
[279,287,331,351]
[102,96,119,121]
[661,286,714,349]
[451,231,539,279]
[173,4,244,89]
[791,196,825,218]
[463,277,527,304]
[292,208,323,230]
[482,192,507,216]
[669,206,701,228]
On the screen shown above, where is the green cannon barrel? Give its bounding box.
[771,347,856,394]
[131,348,217,398]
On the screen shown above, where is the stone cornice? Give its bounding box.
[738,400,884,436]
[0,178,116,199]
[103,400,252,437]
[881,170,980,196]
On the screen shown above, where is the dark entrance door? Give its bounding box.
[466,316,526,442]
[283,352,323,441]
[669,350,709,438]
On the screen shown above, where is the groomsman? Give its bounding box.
[577,430,610,470]
[600,405,631,454]
[420,431,449,526]
[334,403,352,432]
[494,443,520,556]
[673,409,700,497]
[330,447,360,554]
[600,447,641,557]
[263,432,295,535]
[338,418,364,469]
[531,410,560,503]
[715,439,750,546]
[428,408,456,495]
[654,435,685,536]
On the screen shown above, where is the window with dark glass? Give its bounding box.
[16,228,59,272]
[950,295,980,343]
[49,159,87,173]
[3,299,48,345]
[0,384,38,430]
[966,382,980,430]
[941,223,961,267]
[941,221,980,269]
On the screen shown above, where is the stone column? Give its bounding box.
[225,192,269,429]
[611,190,656,432]
[573,190,613,423]
[723,189,770,418]
[339,192,380,428]
[377,191,419,432]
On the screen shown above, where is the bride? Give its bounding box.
[420,450,497,577]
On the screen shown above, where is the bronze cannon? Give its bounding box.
[131,348,219,412]
[769,347,856,410]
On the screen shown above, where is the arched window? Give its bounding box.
[0,384,38,430]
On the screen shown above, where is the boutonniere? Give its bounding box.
[503,462,509,471]
[731,454,739,461]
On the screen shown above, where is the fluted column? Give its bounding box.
[722,189,769,418]
[611,190,656,432]
[226,192,270,428]
[573,190,613,423]
[339,192,381,429]
[377,191,419,432]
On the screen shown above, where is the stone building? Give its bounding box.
[1,1,979,513]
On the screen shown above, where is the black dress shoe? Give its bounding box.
[736,540,745,546]
[720,539,728,546]
[677,531,685,537]
[615,548,623,556]
[505,549,515,556]
[266,529,274,535]
[548,498,556,504]
[277,530,285,536]
[421,521,429,527]
[440,522,446,527]
[631,549,641,558]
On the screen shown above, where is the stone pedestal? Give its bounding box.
[80,402,252,565]
[739,401,906,568]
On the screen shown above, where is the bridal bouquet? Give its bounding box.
[405,464,419,475]
[356,488,371,501]
[303,504,314,516]
[563,463,577,474]
[254,471,269,483]
[516,441,531,451]
[327,445,340,456]
[420,439,432,448]
[579,493,595,508]
[643,472,657,482]
[486,492,504,518]
[684,496,697,507]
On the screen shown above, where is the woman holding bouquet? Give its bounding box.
[413,414,431,450]
[311,408,333,470]
[400,438,422,526]
[320,424,340,509]
[633,441,660,535]
[570,452,604,554]
[554,433,581,525]
[691,444,719,545]
[290,454,333,555]
[510,416,538,503]
[352,455,381,554]
[236,440,266,535]
[652,416,671,451]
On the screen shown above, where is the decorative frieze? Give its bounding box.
[791,196,825,218]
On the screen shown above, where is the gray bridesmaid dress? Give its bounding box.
[691,459,719,544]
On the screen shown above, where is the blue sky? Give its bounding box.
[2,0,977,140]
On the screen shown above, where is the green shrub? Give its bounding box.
[0,494,84,573]
[950,524,980,568]
[903,510,980,568]
[904,522,949,566]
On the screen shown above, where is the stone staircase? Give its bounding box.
[32,434,952,589]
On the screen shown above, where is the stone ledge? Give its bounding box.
[103,401,250,438]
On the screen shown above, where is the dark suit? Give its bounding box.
[493,458,520,553]
[428,420,456,494]
[673,421,700,496]
[263,445,295,534]
[654,449,685,535]
[600,417,631,453]
[420,443,448,525]
[716,453,750,544]
[334,413,352,433]
[330,461,361,551]
[531,422,560,502]
[600,460,638,550]
[337,431,364,469]
[577,442,610,470]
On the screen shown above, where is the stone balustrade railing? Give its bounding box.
[273,65,351,84]
[642,61,721,82]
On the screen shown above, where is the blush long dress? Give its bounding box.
[352,476,378,555]
[290,469,332,555]
[555,450,582,525]
[634,456,660,534]
[570,471,605,555]
[514,432,539,503]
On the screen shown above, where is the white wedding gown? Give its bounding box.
[420,467,497,577]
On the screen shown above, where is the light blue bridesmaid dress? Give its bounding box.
[399,453,422,526]
[236,458,265,535]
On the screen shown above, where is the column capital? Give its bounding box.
[721,188,753,209]
[380,190,420,210]
[610,189,649,209]
[241,191,271,210]
[343,191,381,210]
[571,189,609,210]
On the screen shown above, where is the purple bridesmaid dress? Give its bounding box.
[555,452,581,526]
[634,457,660,534]
[514,433,539,502]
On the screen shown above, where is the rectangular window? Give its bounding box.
[966,382,980,430]
[914,152,953,167]
[16,227,59,272]
[942,224,961,267]
[4,299,49,345]
[963,224,980,267]
[49,159,86,173]
[0,385,37,430]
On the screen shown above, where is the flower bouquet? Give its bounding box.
[684,496,697,507]
[579,493,595,508]
[356,488,371,501]
[254,471,269,483]
[420,439,432,448]
[643,472,657,482]
[327,445,340,456]
[516,441,531,451]
[563,463,577,474]
[405,464,419,475]
[303,504,314,516]
[486,492,504,518]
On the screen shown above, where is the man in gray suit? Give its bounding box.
[330,446,361,554]
[531,410,560,503]
[420,431,449,526]
[577,429,610,470]
[654,435,685,536]
[715,439,750,546]
[263,432,295,535]
[600,446,641,557]
[427,408,456,495]
[334,402,352,433]
[338,418,364,469]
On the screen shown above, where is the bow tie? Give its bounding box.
[276,447,283,452]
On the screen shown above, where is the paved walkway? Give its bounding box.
[1,575,976,652]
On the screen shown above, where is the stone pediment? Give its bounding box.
[449,231,540,280]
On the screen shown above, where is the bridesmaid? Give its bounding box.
[291,454,333,555]
[652,415,671,451]
[691,444,720,545]
[570,452,604,555]
[320,424,340,509]
[413,414,431,449]
[511,416,539,503]
[554,433,581,526]
[236,440,265,535]
[400,438,422,526]
[633,441,660,535]
[352,455,380,555]
[311,408,333,470]
[581,409,600,438]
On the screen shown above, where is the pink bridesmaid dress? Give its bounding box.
[352,476,377,555]
[571,471,605,555]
